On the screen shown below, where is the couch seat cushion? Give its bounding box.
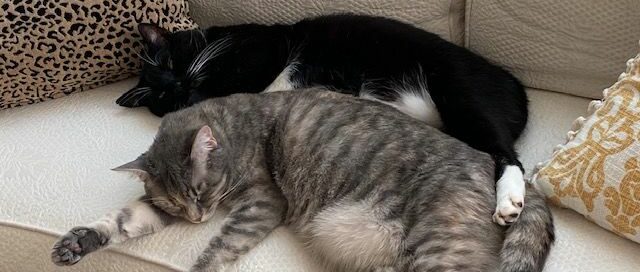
[1,79,639,271]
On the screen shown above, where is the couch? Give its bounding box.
[2,0,640,271]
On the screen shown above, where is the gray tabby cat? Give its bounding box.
[51,90,554,272]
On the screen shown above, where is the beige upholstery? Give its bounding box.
[189,0,466,44]
[466,0,640,98]
[2,79,640,272]
[3,1,640,271]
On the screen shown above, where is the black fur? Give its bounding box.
[118,14,528,181]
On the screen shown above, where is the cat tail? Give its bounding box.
[500,185,555,272]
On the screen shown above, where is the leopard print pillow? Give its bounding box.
[0,0,197,109]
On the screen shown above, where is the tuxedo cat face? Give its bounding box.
[114,125,228,223]
[117,24,229,116]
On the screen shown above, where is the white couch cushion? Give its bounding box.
[188,0,466,45]
[466,0,640,99]
[1,79,640,271]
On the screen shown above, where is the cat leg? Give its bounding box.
[51,196,173,266]
[493,160,526,226]
[436,102,526,225]
[189,183,285,272]
[262,63,297,93]
[306,198,404,271]
[366,76,526,225]
[438,124,526,226]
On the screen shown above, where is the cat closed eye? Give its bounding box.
[190,79,203,88]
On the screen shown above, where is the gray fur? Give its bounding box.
[52,89,553,271]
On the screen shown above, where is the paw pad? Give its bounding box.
[493,196,524,226]
[51,227,102,266]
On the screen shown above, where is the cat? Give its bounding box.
[54,90,553,272]
[116,14,529,225]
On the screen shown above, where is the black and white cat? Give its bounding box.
[117,14,528,225]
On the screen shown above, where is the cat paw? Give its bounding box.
[493,194,524,226]
[51,227,104,266]
[493,165,525,226]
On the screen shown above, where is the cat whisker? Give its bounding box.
[139,56,158,67]
[138,53,156,66]
[190,73,209,85]
[218,170,249,203]
[119,87,152,105]
[137,47,160,66]
[119,87,151,103]
[153,51,162,66]
[189,31,195,49]
[218,181,240,202]
[198,29,207,50]
[128,87,152,95]
[186,36,232,79]
[145,197,170,203]
[118,90,146,104]
[218,185,238,203]
[132,91,152,106]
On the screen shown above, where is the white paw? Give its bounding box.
[493,166,525,226]
[493,194,524,226]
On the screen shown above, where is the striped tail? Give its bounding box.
[500,185,555,272]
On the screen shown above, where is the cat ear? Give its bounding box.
[191,125,218,164]
[138,23,169,47]
[112,155,149,181]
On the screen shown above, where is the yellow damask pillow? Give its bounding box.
[533,48,640,243]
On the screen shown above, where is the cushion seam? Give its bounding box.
[0,219,185,271]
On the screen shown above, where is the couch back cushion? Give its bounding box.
[466,0,640,98]
[188,0,465,45]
